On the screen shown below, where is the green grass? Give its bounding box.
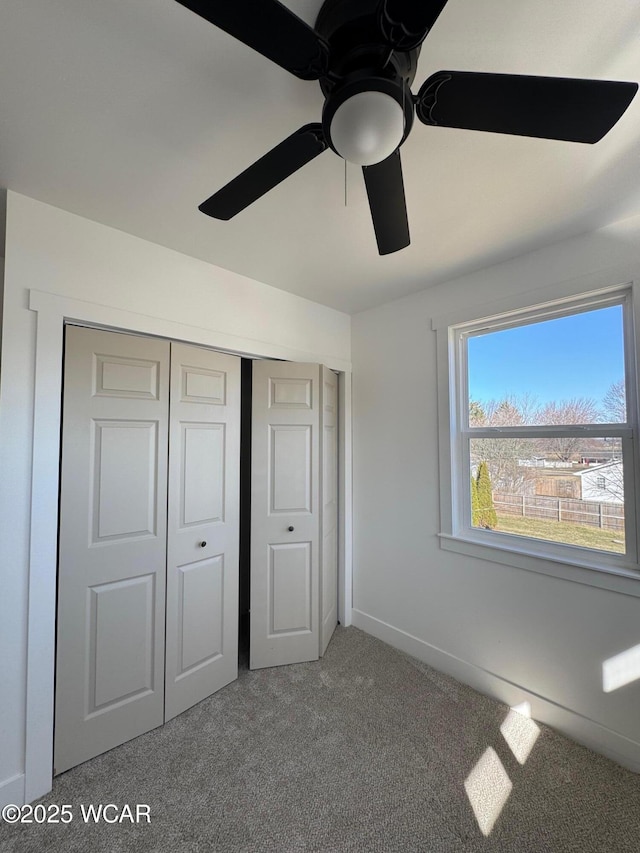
[493,514,625,554]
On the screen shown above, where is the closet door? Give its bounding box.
[164,344,241,721]
[320,365,338,655]
[250,361,338,669]
[55,326,170,774]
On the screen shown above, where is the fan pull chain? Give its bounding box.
[344,158,347,207]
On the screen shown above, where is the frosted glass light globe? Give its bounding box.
[330,90,404,166]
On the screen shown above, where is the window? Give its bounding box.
[437,286,639,577]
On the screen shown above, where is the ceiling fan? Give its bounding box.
[176,0,638,255]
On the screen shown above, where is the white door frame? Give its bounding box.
[25,288,352,803]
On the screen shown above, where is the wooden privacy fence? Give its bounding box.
[493,492,624,532]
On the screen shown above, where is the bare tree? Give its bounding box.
[469,399,485,426]
[469,394,539,493]
[482,393,540,427]
[470,436,536,493]
[536,397,601,462]
[537,397,601,426]
[602,379,626,423]
[600,463,625,503]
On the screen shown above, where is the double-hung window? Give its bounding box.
[436,285,640,578]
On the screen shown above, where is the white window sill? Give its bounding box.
[438,531,640,598]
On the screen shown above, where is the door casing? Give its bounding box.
[24,287,352,803]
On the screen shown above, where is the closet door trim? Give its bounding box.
[24,289,352,803]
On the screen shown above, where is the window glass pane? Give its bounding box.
[468,305,626,427]
[470,437,625,555]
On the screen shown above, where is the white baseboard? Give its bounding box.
[351,608,640,774]
[0,773,26,810]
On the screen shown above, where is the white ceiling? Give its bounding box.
[1,0,640,313]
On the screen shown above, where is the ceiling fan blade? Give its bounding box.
[199,124,328,220]
[416,72,638,143]
[362,150,410,255]
[378,0,450,50]
[176,0,329,80]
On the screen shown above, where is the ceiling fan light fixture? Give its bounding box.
[181,0,638,255]
[329,90,405,166]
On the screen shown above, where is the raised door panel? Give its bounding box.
[164,343,240,722]
[270,425,312,514]
[94,355,160,399]
[269,376,313,409]
[55,326,169,775]
[182,366,226,404]
[177,556,224,674]
[269,543,312,635]
[89,574,156,711]
[181,424,225,526]
[92,420,158,541]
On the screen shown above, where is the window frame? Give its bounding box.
[434,282,640,589]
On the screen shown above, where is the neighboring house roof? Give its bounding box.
[574,461,622,478]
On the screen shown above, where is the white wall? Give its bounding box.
[0,192,351,805]
[352,213,640,771]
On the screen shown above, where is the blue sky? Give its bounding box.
[467,305,625,406]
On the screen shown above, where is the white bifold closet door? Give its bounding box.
[55,327,240,774]
[55,327,170,774]
[250,361,338,669]
[320,365,338,656]
[164,343,240,721]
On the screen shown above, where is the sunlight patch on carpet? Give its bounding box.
[500,706,540,765]
[464,747,513,837]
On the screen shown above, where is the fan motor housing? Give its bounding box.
[314,0,421,97]
[315,0,419,156]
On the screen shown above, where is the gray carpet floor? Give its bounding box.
[1,626,639,852]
